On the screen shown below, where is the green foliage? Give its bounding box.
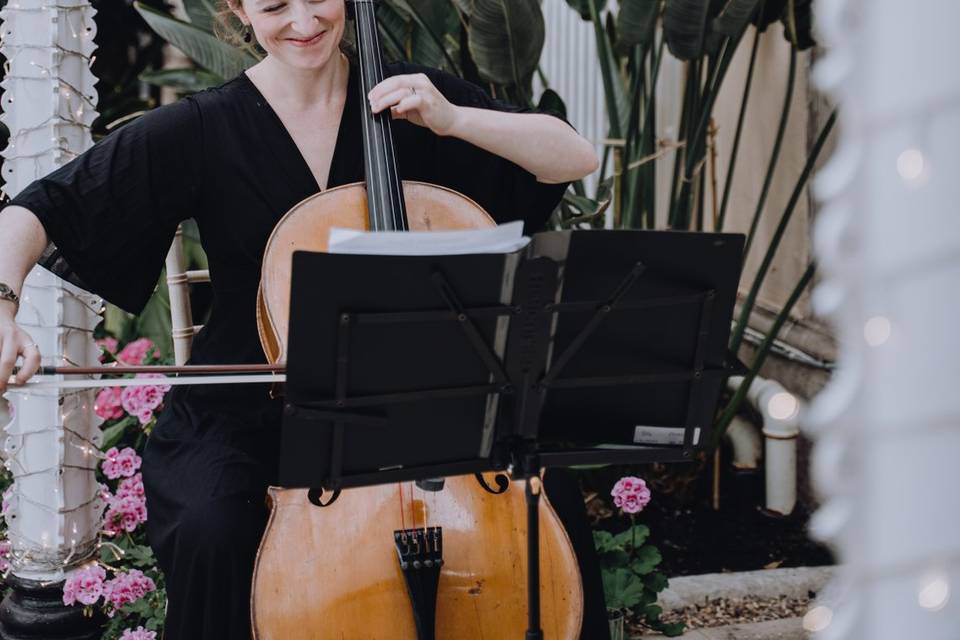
[133,1,257,82]
[566,0,831,447]
[593,523,683,636]
[460,0,546,103]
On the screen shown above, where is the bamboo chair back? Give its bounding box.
[164,225,210,365]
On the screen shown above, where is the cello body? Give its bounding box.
[251,478,583,639]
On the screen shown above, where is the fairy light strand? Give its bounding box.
[0,0,105,582]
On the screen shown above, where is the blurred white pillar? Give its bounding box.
[806,0,960,638]
[0,0,103,581]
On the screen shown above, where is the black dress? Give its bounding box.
[3,61,608,639]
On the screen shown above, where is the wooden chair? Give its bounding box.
[164,225,210,365]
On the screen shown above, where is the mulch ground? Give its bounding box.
[631,594,811,634]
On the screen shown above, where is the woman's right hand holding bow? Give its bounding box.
[0,204,49,393]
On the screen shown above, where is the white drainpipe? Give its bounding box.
[725,415,763,471]
[727,375,803,515]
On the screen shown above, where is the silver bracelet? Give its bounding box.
[0,282,20,308]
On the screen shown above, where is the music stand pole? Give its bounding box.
[521,455,544,640]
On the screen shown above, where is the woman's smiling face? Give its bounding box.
[233,0,347,69]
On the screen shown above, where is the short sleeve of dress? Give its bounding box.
[0,97,204,314]
[393,63,571,234]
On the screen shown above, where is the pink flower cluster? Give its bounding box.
[96,375,170,425]
[102,476,148,536]
[101,451,148,535]
[103,569,156,616]
[117,473,145,501]
[94,387,124,420]
[611,476,652,515]
[117,338,160,366]
[1,485,13,517]
[62,563,107,606]
[121,374,170,425]
[102,447,142,480]
[96,337,119,363]
[120,627,157,640]
[0,539,12,573]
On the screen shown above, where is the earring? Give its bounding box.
[242,25,253,43]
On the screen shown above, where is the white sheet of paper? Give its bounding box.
[327,220,529,256]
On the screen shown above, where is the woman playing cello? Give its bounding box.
[0,0,604,637]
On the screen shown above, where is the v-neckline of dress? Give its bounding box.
[239,62,358,194]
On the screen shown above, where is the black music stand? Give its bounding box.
[279,229,745,640]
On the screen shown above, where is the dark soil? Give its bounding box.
[584,457,834,577]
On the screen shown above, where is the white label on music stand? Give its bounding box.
[634,425,700,446]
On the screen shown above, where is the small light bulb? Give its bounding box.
[918,571,950,611]
[864,316,892,346]
[897,148,928,185]
[802,605,833,632]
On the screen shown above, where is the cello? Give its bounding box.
[250,0,583,638]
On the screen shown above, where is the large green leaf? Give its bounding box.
[712,0,762,37]
[617,0,661,48]
[585,0,629,139]
[663,0,723,60]
[602,568,646,610]
[450,0,475,18]
[133,1,257,81]
[139,67,222,93]
[467,0,545,87]
[630,545,663,574]
[752,0,786,30]
[785,0,816,49]
[564,0,609,21]
[182,0,217,33]
[703,0,760,54]
[375,3,411,63]
[389,0,462,72]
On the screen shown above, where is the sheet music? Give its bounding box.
[327,220,529,255]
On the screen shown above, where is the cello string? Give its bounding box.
[367,0,406,231]
[408,481,416,530]
[355,3,382,230]
[397,481,406,532]
[365,1,389,232]
[367,1,393,231]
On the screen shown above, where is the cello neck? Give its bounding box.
[350,0,409,232]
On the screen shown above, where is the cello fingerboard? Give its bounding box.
[351,0,409,232]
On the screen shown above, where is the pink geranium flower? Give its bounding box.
[96,337,118,363]
[62,563,106,606]
[120,374,170,425]
[1,485,13,517]
[94,387,124,421]
[101,447,142,480]
[102,494,148,535]
[0,539,12,573]
[116,473,145,501]
[116,338,159,366]
[120,627,157,640]
[611,476,652,515]
[103,569,156,616]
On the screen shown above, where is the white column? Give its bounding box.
[0,0,103,581]
[806,0,960,638]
